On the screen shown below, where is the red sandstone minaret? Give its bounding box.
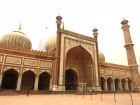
[53,15,62,90]
[121,18,140,91]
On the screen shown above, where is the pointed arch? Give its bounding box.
[128,78,132,91]
[100,77,105,91]
[114,78,120,91]
[121,79,126,91]
[66,46,93,65]
[65,69,78,90]
[66,46,94,89]
[107,77,113,91]
[21,70,35,90]
[1,69,18,90]
[38,72,51,90]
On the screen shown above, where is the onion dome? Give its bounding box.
[0,24,32,50]
[45,35,56,51]
[98,51,105,62]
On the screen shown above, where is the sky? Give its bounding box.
[0,0,140,66]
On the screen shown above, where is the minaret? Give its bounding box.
[53,15,63,90]
[92,27,100,89]
[121,18,140,91]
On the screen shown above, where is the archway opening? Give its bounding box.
[128,79,132,91]
[122,79,126,91]
[65,69,78,90]
[38,72,51,90]
[100,77,105,91]
[1,69,18,90]
[107,77,113,91]
[66,46,93,89]
[21,70,35,90]
[115,78,119,91]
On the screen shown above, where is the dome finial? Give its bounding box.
[19,23,22,31]
[62,21,65,29]
[92,26,98,38]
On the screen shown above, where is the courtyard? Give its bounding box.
[0,93,140,105]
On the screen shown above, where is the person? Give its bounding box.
[27,89,29,96]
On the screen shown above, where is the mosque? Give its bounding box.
[0,15,139,92]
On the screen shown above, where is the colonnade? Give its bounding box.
[0,69,52,90]
[100,77,133,91]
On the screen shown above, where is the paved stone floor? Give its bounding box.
[0,93,140,105]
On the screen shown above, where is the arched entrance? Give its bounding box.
[107,77,113,91]
[21,70,35,90]
[115,78,119,91]
[65,69,78,90]
[1,69,18,90]
[128,79,132,91]
[38,72,51,90]
[66,46,93,90]
[100,77,105,91]
[122,79,126,91]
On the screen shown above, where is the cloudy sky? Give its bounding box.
[0,0,140,66]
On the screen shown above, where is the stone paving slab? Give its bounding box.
[0,93,140,105]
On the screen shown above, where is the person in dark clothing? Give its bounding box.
[27,90,29,96]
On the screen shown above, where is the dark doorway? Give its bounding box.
[122,79,126,91]
[65,69,78,90]
[1,69,18,90]
[21,70,35,90]
[115,78,119,91]
[128,79,132,91]
[38,72,50,90]
[107,78,112,91]
[100,77,105,91]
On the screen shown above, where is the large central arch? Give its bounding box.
[66,46,93,90]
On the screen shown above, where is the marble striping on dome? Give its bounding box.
[98,51,105,62]
[45,35,56,51]
[0,26,32,50]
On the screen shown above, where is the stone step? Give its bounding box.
[0,90,19,96]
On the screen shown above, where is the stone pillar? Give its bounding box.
[34,76,39,90]
[119,80,122,91]
[16,75,22,90]
[125,79,129,91]
[0,75,3,87]
[105,80,108,91]
[49,78,53,91]
[131,82,134,91]
[112,79,115,91]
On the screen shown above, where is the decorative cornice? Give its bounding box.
[59,28,96,42]
[0,45,54,59]
[99,62,130,69]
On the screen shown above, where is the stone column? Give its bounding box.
[16,75,22,90]
[131,82,134,91]
[49,78,53,91]
[0,75,3,87]
[112,79,115,91]
[105,80,108,91]
[125,79,129,91]
[119,80,122,91]
[34,76,39,90]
